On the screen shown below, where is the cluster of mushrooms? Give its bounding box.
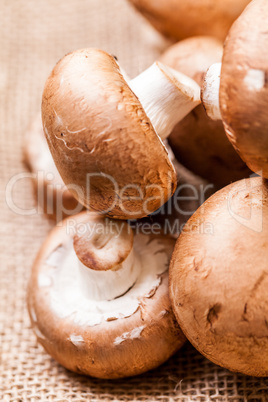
[26,0,268,379]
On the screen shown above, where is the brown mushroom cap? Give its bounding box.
[28,212,186,379]
[23,114,82,221]
[159,37,223,84]
[42,48,177,220]
[160,36,251,187]
[220,0,268,179]
[128,0,250,41]
[170,177,268,376]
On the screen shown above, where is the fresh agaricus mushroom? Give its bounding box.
[24,114,83,221]
[42,48,200,220]
[201,0,268,178]
[159,36,250,187]
[128,0,250,41]
[28,212,186,379]
[170,176,268,376]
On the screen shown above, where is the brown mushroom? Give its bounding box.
[42,48,200,220]
[201,0,268,178]
[28,212,186,379]
[24,114,83,221]
[128,0,250,41]
[170,176,268,376]
[159,36,250,187]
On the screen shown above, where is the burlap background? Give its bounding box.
[1,0,268,400]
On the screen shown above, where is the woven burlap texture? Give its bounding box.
[0,0,267,400]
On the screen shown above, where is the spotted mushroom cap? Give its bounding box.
[170,177,268,376]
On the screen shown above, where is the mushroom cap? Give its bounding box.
[42,48,176,220]
[128,0,250,41]
[74,216,133,271]
[159,37,223,85]
[220,0,268,178]
[170,177,268,376]
[160,36,250,187]
[28,212,186,379]
[23,114,82,221]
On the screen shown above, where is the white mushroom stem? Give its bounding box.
[129,62,201,141]
[78,249,141,301]
[202,63,222,121]
[45,231,173,326]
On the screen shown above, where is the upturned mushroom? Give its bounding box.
[201,0,268,178]
[128,0,250,41]
[42,48,200,220]
[170,176,268,376]
[24,114,83,221]
[159,36,250,187]
[28,212,186,379]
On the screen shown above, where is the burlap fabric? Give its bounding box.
[1,0,268,400]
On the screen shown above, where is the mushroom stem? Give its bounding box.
[73,218,141,302]
[201,63,222,121]
[129,62,201,141]
[77,249,141,301]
